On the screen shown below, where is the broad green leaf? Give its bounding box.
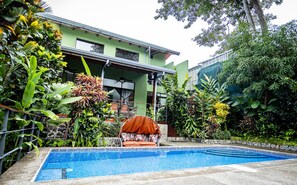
[58,97,82,106]
[14,115,30,127]
[24,141,40,156]
[35,85,45,92]
[22,80,35,108]
[38,66,49,73]
[24,41,38,51]
[48,118,71,125]
[2,15,17,23]
[41,98,47,105]
[39,110,59,120]
[81,55,91,76]
[250,101,260,109]
[266,105,275,112]
[29,109,59,120]
[260,104,267,110]
[74,119,80,133]
[33,121,44,131]
[31,71,42,84]
[14,101,23,110]
[29,56,37,72]
[48,83,73,98]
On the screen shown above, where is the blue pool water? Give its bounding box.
[35,147,296,182]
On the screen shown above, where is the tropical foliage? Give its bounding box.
[69,58,112,147]
[191,76,230,139]
[161,72,191,136]
[0,0,80,173]
[160,72,230,139]
[220,20,297,140]
[0,0,66,113]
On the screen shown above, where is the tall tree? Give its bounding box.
[243,0,256,32]
[155,0,283,47]
[219,21,297,137]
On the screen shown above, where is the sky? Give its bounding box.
[45,0,296,68]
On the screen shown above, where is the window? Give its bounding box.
[103,78,135,107]
[76,39,104,54]
[116,48,139,62]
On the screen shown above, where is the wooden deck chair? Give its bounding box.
[119,116,161,147]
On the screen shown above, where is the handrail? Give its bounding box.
[0,105,44,175]
[0,104,43,117]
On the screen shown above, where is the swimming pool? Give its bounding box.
[35,147,296,182]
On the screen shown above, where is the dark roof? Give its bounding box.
[62,46,176,74]
[37,13,180,56]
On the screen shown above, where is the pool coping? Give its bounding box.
[1,144,297,185]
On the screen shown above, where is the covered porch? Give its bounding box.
[61,46,175,117]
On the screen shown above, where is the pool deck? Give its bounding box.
[1,142,297,185]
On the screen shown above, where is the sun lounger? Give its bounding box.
[119,116,161,147]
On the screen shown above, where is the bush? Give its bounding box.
[69,74,112,147]
[212,130,231,140]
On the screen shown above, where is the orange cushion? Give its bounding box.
[137,141,156,146]
[123,141,139,147]
[123,141,156,147]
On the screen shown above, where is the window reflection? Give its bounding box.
[76,39,104,54]
[115,48,139,62]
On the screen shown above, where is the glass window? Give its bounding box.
[116,48,139,62]
[103,78,135,107]
[76,39,104,54]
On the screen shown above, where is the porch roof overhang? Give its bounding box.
[62,46,176,75]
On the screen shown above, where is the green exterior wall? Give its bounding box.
[175,60,189,87]
[165,62,174,69]
[147,60,189,100]
[60,25,165,66]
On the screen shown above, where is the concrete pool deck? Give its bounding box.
[1,143,297,185]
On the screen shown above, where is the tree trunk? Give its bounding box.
[251,0,268,33]
[242,0,256,32]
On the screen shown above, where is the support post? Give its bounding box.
[17,115,26,161]
[0,110,10,174]
[152,73,158,121]
[28,116,36,152]
[101,59,111,87]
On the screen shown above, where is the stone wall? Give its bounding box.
[167,137,297,152]
[44,123,68,140]
[102,137,121,147]
[158,124,168,142]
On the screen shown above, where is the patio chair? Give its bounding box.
[120,103,129,118]
[111,101,119,115]
[119,116,161,147]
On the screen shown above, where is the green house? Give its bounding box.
[38,13,188,116]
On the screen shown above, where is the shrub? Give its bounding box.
[69,74,112,147]
[212,130,231,140]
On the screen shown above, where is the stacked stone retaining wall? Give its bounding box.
[167,137,297,152]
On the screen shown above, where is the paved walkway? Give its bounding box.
[1,143,297,185]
